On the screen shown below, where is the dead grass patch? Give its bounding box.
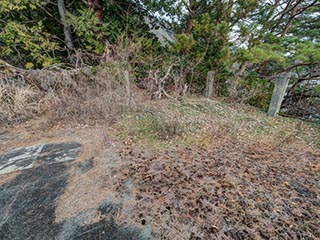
[0,84,41,123]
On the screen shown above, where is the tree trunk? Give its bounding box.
[186,0,196,34]
[237,61,249,78]
[258,60,268,74]
[186,14,194,34]
[230,61,249,98]
[88,0,103,22]
[281,4,299,36]
[57,0,74,50]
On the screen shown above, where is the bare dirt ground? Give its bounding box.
[0,100,319,239]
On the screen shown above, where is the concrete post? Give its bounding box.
[205,71,215,98]
[267,73,291,116]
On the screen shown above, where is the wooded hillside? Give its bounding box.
[0,0,319,122]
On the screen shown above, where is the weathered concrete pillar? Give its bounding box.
[205,71,215,98]
[267,73,291,116]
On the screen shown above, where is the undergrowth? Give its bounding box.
[0,66,131,125]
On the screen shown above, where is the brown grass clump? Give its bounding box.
[0,84,41,123]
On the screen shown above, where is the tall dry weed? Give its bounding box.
[0,84,41,123]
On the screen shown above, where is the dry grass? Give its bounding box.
[117,98,320,150]
[0,84,41,123]
[48,68,129,123]
[0,66,132,125]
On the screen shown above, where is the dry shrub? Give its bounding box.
[135,112,184,140]
[40,37,142,123]
[0,35,148,125]
[0,84,42,123]
[0,66,131,125]
[53,87,127,123]
[47,67,130,123]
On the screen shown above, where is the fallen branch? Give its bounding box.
[151,64,175,99]
[0,59,92,91]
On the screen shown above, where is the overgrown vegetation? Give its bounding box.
[0,0,319,123]
[0,63,130,124]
